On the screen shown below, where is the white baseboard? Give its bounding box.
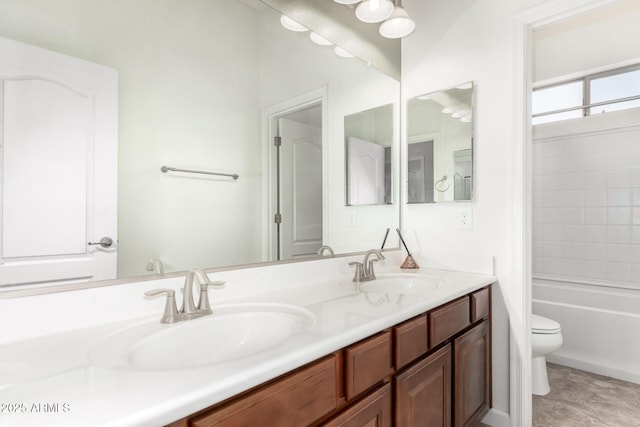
[547,354,640,385]
[481,408,510,427]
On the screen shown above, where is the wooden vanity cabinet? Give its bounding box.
[167,285,492,427]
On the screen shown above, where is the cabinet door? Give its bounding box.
[394,344,452,427]
[322,383,391,427]
[453,320,490,427]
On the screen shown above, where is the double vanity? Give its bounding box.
[0,251,495,426]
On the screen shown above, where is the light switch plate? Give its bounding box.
[458,207,473,230]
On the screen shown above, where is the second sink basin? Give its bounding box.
[89,303,315,370]
[358,274,442,294]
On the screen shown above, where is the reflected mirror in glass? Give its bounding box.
[406,82,474,203]
[345,104,394,206]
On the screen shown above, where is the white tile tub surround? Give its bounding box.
[532,108,640,287]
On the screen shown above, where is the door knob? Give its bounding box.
[88,237,114,248]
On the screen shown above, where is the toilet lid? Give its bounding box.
[532,314,561,334]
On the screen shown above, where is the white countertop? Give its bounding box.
[0,253,495,427]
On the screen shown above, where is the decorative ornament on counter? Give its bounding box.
[396,228,420,270]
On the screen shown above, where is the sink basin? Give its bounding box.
[89,303,315,370]
[358,274,441,294]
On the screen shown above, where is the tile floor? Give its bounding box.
[532,363,640,427]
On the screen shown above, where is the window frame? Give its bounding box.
[532,63,640,122]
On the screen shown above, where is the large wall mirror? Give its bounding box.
[406,82,474,203]
[0,0,400,290]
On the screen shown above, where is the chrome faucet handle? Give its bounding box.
[362,249,385,280]
[197,280,225,313]
[144,289,179,324]
[366,258,380,280]
[348,261,364,282]
[181,271,197,314]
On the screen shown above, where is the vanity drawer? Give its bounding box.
[470,287,490,323]
[191,356,338,427]
[321,383,392,427]
[394,314,428,370]
[344,330,392,400]
[428,297,471,348]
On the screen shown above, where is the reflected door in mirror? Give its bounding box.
[408,140,434,203]
[279,118,322,259]
[0,37,117,286]
[347,137,387,205]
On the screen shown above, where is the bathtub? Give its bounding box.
[532,278,640,384]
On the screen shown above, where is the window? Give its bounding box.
[590,68,640,114]
[532,64,640,125]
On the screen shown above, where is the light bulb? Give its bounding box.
[310,32,333,46]
[280,15,307,32]
[334,46,354,58]
[379,5,415,38]
[355,0,394,23]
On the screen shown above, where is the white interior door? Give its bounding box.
[0,37,117,286]
[279,118,322,259]
[347,137,385,205]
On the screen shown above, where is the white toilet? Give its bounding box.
[531,314,563,395]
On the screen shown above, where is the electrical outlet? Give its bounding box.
[458,207,473,230]
[348,210,357,226]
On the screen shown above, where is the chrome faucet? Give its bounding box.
[349,249,385,282]
[317,245,335,256]
[145,268,225,324]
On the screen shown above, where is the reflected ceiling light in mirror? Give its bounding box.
[456,82,473,90]
[310,32,333,46]
[355,0,394,23]
[280,15,308,32]
[460,116,472,123]
[334,46,355,58]
[452,109,471,118]
[379,0,415,38]
[441,107,453,114]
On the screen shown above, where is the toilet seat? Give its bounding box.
[532,314,561,334]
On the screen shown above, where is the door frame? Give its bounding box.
[260,86,328,262]
[511,1,618,426]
